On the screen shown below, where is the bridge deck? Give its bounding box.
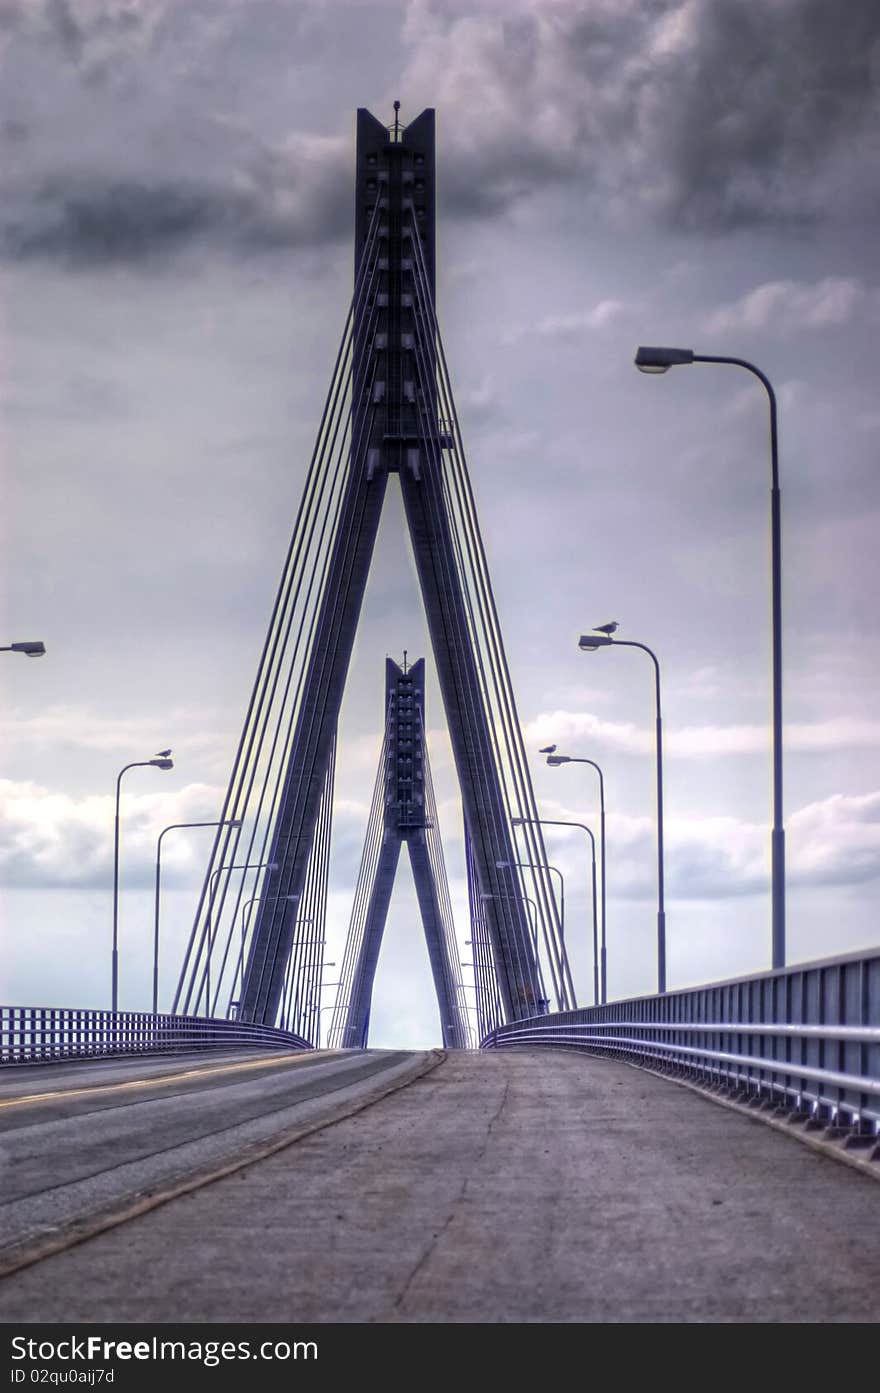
[0,1049,878,1322]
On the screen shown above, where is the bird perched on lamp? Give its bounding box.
[539,744,557,754]
[154,749,172,758]
[593,621,618,635]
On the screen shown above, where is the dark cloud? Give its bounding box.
[2,0,160,82]
[2,142,353,266]
[0,2,26,35]
[405,0,880,231]
[2,1,878,255]
[651,0,880,230]
[2,119,29,144]
[0,2,353,265]
[46,0,84,63]
[5,178,231,265]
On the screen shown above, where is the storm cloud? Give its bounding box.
[3,153,353,265]
[1,1,353,264]
[2,1,878,268]
[406,0,880,229]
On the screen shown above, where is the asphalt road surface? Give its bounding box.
[0,1047,425,1277]
[0,1048,878,1321]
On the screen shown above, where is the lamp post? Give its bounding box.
[479,893,548,1010]
[208,889,300,1017]
[479,891,540,956]
[200,860,279,1016]
[634,345,785,969]
[315,1003,339,1049]
[1,641,46,657]
[153,817,242,1014]
[113,757,173,1012]
[495,859,565,938]
[512,816,599,1006]
[243,897,306,1023]
[578,631,666,994]
[281,936,331,1037]
[309,984,342,1048]
[240,893,301,966]
[544,755,608,1002]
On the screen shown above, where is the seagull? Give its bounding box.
[154,749,172,758]
[594,621,619,635]
[539,744,557,754]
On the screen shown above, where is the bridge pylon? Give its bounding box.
[174,107,573,1033]
[330,656,471,1050]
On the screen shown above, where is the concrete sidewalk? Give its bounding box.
[1,1049,877,1322]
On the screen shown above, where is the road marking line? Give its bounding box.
[0,1050,444,1281]
[0,1050,345,1111]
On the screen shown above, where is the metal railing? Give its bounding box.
[481,948,880,1129]
[1,1005,311,1066]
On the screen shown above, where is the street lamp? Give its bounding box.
[153,818,242,1014]
[479,891,540,954]
[305,982,342,1048]
[479,893,548,1010]
[200,860,280,1015]
[543,754,608,1002]
[495,859,565,940]
[172,858,280,1016]
[241,893,301,941]
[512,816,599,1006]
[214,891,300,1017]
[112,757,173,1012]
[279,938,333,1037]
[243,894,301,1018]
[1,641,46,657]
[634,345,785,970]
[313,995,346,1050]
[578,630,667,994]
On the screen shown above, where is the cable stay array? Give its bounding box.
[172,107,575,1041]
[172,198,387,1035]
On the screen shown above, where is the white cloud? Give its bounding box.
[526,709,880,758]
[526,791,880,900]
[705,277,867,335]
[505,299,627,343]
[0,703,226,755]
[534,300,627,336]
[457,374,499,422]
[5,774,879,902]
[0,773,382,891]
[0,777,226,888]
[788,790,880,887]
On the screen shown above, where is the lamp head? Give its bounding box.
[11,641,46,657]
[634,345,694,374]
[578,633,613,650]
[546,754,571,766]
[151,758,174,771]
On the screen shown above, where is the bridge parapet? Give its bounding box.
[482,948,880,1130]
[0,1005,310,1066]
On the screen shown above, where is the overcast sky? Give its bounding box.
[2,0,879,1046]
